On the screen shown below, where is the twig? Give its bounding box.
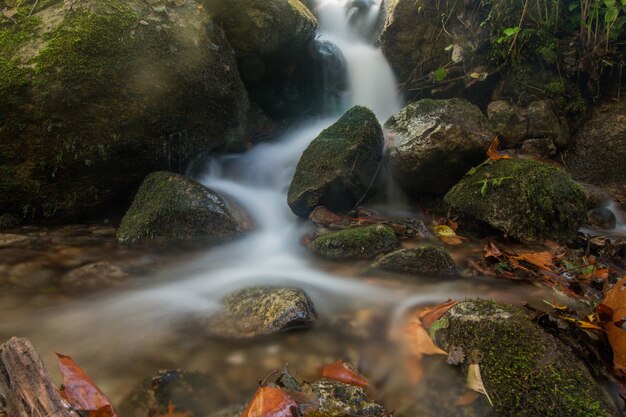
[28,0,39,17]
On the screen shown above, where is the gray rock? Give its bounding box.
[210,287,317,338]
[564,104,626,188]
[288,106,384,217]
[0,0,248,221]
[385,99,494,197]
[487,100,527,147]
[521,138,557,158]
[587,207,617,230]
[445,159,586,243]
[312,225,398,259]
[372,246,457,276]
[303,379,387,417]
[117,172,249,243]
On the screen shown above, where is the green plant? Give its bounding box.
[476,176,514,197]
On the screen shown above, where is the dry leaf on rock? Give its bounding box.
[321,360,369,388]
[603,276,626,376]
[487,137,511,161]
[241,385,297,417]
[467,364,493,406]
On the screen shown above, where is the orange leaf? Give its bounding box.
[321,360,369,388]
[603,277,626,376]
[241,386,297,417]
[513,251,554,271]
[483,242,503,259]
[487,137,511,160]
[56,353,119,417]
[418,299,459,330]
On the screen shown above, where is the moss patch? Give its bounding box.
[372,246,457,276]
[432,300,616,416]
[312,224,398,260]
[444,158,586,243]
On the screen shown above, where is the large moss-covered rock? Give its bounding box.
[204,0,316,57]
[445,159,586,243]
[288,106,384,217]
[432,300,617,417]
[372,246,457,276]
[564,104,626,189]
[0,0,248,221]
[385,99,494,197]
[117,172,247,243]
[312,224,398,260]
[208,287,317,338]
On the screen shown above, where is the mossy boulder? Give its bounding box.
[0,0,248,221]
[312,225,398,260]
[431,300,617,417]
[564,104,626,189]
[208,287,317,338]
[384,99,494,197]
[444,158,586,243]
[203,0,317,57]
[372,246,457,276]
[288,106,384,217]
[117,172,248,243]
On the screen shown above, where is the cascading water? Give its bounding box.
[0,0,550,405]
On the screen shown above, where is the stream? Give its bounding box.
[0,0,599,414]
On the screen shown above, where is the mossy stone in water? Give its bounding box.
[372,246,457,276]
[312,224,398,260]
[288,106,384,217]
[432,300,617,417]
[117,172,244,243]
[444,158,586,243]
[304,379,387,417]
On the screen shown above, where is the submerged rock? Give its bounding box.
[117,172,248,244]
[312,224,398,259]
[432,300,617,416]
[445,159,586,243]
[60,262,129,292]
[564,104,626,189]
[0,0,248,221]
[372,246,457,276]
[385,99,494,197]
[119,370,232,417]
[209,287,317,338]
[288,106,384,217]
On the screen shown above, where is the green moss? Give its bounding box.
[444,158,586,243]
[432,300,615,416]
[287,106,383,217]
[312,224,398,259]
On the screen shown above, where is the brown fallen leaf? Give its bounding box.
[467,364,493,406]
[241,385,297,417]
[321,360,369,388]
[513,251,554,272]
[483,242,503,259]
[557,316,604,331]
[418,299,459,330]
[603,276,626,376]
[487,137,511,161]
[56,353,119,417]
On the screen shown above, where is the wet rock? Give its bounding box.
[379,0,485,94]
[521,138,557,158]
[445,159,586,243]
[60,262,129,292]
[487,100,528,147]
[385,99,494,197]
[564,104,626,188]
[527,100,569,148]
[312,224,398,260]
[204,0,317,57]
[117,172,248,244]
[288,106,384,217]
[0,234,29,248]
[303,378,387,416]
[579,182,614,210]
[431,300,617,416]
[209,287,317,338]
[372,246,457,276]
[119,369,233,417]
[0,0,248,221]
[587,207,617,230]
[0,214,20,229]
